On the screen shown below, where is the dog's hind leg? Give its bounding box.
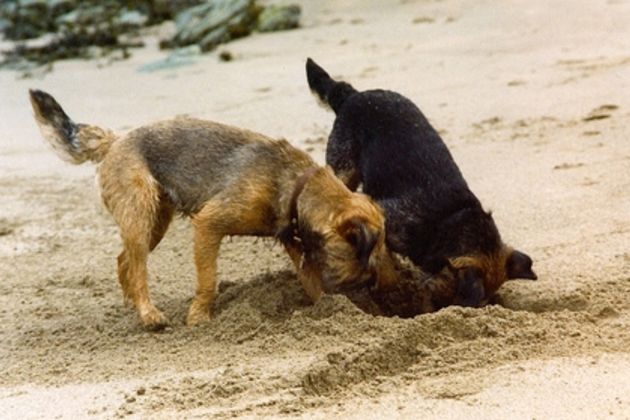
[149,199,175,251]
[123,203,169,329]
[117,251,131,305]
[124,233,167,329]
[102,161,168,330]
[186,215,222,326]
[117,200,174,309]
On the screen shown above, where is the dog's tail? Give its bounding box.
[29,89,116,164]
[306,58,357,114]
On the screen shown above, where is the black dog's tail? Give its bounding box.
[29,89,116,164]
[306,58,357,114]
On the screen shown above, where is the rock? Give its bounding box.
[170,0,260,51]
[197,25,229,51]
[151,0,204,20]
[1,0,50,40]
[0,1,18,18]
[54,3,149,34]
[256,4,300,32]
[162,1,302,52]
[1,0,155,72]
[1,0,303,72]
[218,49,232,61]
[137,44,201,73]
[19,0,47,6]
[114,9,149,31]
[55,4,108,29]
[0,17,10,33]
[48,0,77,17]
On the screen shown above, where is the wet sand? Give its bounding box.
[1,0,629,418]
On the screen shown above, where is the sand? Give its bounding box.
[1,0,629,418]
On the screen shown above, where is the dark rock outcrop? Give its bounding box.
[0,0,301,71]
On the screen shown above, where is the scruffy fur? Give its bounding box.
[305,59,537,310]
[29,89,397,329]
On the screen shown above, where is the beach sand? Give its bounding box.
[1,0,629,418]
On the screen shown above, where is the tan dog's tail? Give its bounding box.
[29,89,116,164]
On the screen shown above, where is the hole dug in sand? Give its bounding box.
[210,258,438,331]
[210,256,587,335]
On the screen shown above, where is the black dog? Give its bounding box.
[306,58,537,310]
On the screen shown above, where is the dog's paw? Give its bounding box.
[186,303,211,326]
[140,307,169,331]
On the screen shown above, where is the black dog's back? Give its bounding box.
[341,89,468,202]
[307,58,467,202]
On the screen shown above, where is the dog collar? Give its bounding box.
[280,166,319,250]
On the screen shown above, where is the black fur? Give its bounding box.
[506,250,536,280]
[306,58,535,283]
[306,58,356,114]
[455,268,486,307]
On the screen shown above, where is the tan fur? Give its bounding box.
[296,167,398,293]
[448,246,513,298]
[77,125,117,163]
[30,91,398,330]
[416,245,515,311]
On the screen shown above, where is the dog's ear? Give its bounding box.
[336,216,378,268]
[456,267,486,307]
[506,250,537,280]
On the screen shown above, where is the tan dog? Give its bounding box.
[29,89,397,330]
